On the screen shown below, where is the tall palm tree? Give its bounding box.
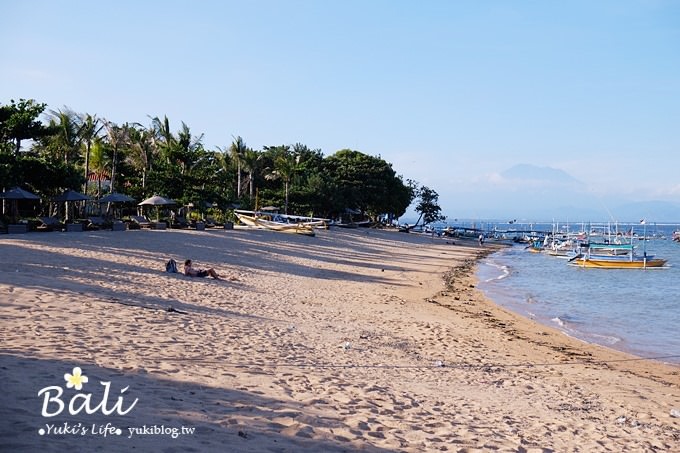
[104,121,130,193]
[88,138,110,198]
[149,115,174,149]
[127,125,157,191]
[229,136,247,198]
[79,113,103,194]
[175,122,204,176]
[48,108,83,166]
[148,115,176,168]
[240,148,261,200]
[265,151,300,214]
[214,147,233,200]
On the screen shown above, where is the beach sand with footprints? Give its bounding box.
[1,228,678,451]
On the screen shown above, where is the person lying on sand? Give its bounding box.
[183,259,220,279]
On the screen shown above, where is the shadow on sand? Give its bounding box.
[0,353,397,452]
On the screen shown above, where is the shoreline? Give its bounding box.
[446,248,679,374]
[474,242,680,366]
[1,228,678,451]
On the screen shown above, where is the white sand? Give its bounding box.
[0,228,678,452]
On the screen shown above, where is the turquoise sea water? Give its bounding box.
[476,225,680,364]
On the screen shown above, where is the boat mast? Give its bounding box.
[642,220,648,268]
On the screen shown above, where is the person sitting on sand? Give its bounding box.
[183,259,220,279]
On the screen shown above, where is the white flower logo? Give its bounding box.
[64,367,88,390]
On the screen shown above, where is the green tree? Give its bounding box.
[286,143,325,215]
[88,139,110,197]
[413,185,446,227]
[240,148,261,200]
[174,122,204,176]
[18,155,82,198]
[126,124,157,192]
[150,115,175,151]
[229,135,247,198]
[264,146,299,214]
[79,113,104,194]
[213,148,235,203]
[322,149,413,220]
[0,99,48,155]
[104,121,131,193]
[46,107,83,165]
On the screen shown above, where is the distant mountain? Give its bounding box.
[500,164,579,184]
[434,163,680,223]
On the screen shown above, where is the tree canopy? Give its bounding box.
[1,98,445,223]
[413,186,446,227]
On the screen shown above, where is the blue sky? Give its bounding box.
[1,1,679,220]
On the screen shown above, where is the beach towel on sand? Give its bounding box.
[165,258,178,273]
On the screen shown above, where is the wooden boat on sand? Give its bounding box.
[234,211,316,236]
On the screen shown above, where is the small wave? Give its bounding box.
[588,333,622,345]
[551,317,565,327]
[482,261,510,282]
[551,314,582,328]
[496,265,510,280]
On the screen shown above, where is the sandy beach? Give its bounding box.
[0,227,678,452]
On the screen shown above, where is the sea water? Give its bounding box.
[476,225,680,364]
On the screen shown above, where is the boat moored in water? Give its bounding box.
[568,245,667,269]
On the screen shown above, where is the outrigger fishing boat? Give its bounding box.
[568,243,666,269]
[568,220,669,268]
[234,210,318,236]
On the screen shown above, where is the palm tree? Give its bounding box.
[88,139,110,198]
[240,148,261,200]
[148,115,176,169]
[149,115,174,149]
[104,121,130,193]
[48,108,83,166]
[214,147,233,201]
[127,124,157,191]
[175,122,204,176]
[79,114,103,194]
[265,150,300,214]
[229,136,247,198]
